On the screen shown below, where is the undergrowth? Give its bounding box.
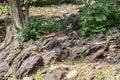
[0,3,9,16]
[14,0,120,41]
[78,0,120,36]
[15,16,65,41]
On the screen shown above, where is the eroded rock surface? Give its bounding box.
[43,48,69,64]
[0,27,120,79]
[16,54,42,77]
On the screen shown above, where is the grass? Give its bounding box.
[31,60,120,80]
[44,61,120,80]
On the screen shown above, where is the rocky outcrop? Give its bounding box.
[0,28,120,79]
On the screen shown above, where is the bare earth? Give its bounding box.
[30,4,80,19]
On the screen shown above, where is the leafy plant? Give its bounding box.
[3,18,11,26]
[15,17,64,41]
[0,37,4,42]
[34,74,44,80]
[75,0,84,5]
[78,0,120,36]
[95,69,104,80]
[0,4,9,15]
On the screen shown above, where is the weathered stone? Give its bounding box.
[24,40,34,47]
[55,36,68,42]
[44,73,54,80]
[70,46,88,60]
[43,48,68,64]
[23,76,33,80]
[39,69,48,75]
[42,38,61,50]
[0,25,120,80]
[39,65,59,75]
[108,27,119,32]
[7,77,17,80]
[95,64,103,69]
[60,64,69,69]
[96,33,105,41]
[106,56,119,63]
[13,46,38,72]
[54,70,64,80]
[104,51,120,63]
[86,42,108,55]
[61,40,74,48]
[5,49,21,65]
[0,39,21,63]
[67,31,79,40]
[89,42,109,60]
[44,69,64,80]
[49,65,59,71]
[106,27,120,40]
[34,40,42,52]
[16,54,42,77]
[4,67,15,79]
[109,40,120,52]
[66,70,78,79]
[0,61,9,76]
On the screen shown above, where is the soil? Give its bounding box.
[29,4,80,19]
[53,61,120,80]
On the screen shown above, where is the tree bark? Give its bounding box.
[0,26,13,50]
[24,0,31,24]
[8,0,25,32]
[0,0,30,50]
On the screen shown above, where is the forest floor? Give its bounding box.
[29,4,120,80]
[29,4,80,19]
[0,4,120,80]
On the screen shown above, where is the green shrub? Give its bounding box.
[75,0,84,5]
[0,4,9,15]
[78,0,120,36]
[15,17,64,41]
[34,74,44,80]
[95,69,104,80]
[3,18,11,26]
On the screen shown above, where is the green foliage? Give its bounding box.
[0,37,4,42]
[0,26,6,42]
[106,27,120,41]
[15,17,64,41]
[78,0,120,36]
[95,69,104,80]
[75,0,84,5]
[59,14,74,27]
[34,74,44,80]
[3,18,11,26]
[0,4,9,15]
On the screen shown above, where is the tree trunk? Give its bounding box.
[0,0,30,50]
[24,0,31,24]
[9,0,25,32]
[0,0,44,79]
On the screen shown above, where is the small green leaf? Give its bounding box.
[95,17,102,22]
[101,15,107,20]
[88,16,94,21]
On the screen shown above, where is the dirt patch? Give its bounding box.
[30,4,80,19]
[52,61,120,80]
